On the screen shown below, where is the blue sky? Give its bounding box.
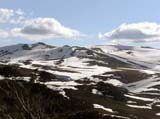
[0,0,160,47]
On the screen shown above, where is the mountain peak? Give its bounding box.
[31,42,55,49]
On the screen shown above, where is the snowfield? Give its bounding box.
[94,45,160,70]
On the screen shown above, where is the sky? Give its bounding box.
[0,0,160,47]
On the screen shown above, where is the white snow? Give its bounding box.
[126,75,160,93]
[156,113,160,116]
[140,70,156,74]
[93,104,115,113]
[127,104,152,109]
[44,81,81,90]
[21,77,31,82]
[104,79,123,86]
[92,89,102,95]
[44,81,80,86]
[47,85,77,90]
[94,45,160,70]
[59,90,69,99]
[0,75,4,80]
[125,94,154,101]
[41,56,113,80]
[127,101,137,104]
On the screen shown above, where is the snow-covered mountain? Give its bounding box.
[94,44,160,69]
[0,42,134,79]
[0,42,160,119]
[1,43,160,69]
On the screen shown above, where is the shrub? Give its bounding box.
[39,71,56,82]
[96,82,127,101]
[0,65,19,77]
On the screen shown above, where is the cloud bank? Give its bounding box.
[0,8,85,41]
[11,18,85,41]
[99,22,160,43]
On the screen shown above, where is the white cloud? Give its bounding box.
[0,8,14,23]
[0,8,25,24]
[0,18,85,41]
[12,18,85,40]
[99,22,160,43]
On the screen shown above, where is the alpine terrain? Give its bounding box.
[0,42,160,119]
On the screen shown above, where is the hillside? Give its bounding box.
[0,43,160,119]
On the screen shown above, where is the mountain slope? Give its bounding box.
[0,43,160,119]
[93,44,160,69]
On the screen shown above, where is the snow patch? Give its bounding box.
[125,94,154,101]
[93,104,116,113]
[127,104,152,109]
[156,113,160,116]
[105,79,123,86]
[92,89,102,95]
[59,90,69,99]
